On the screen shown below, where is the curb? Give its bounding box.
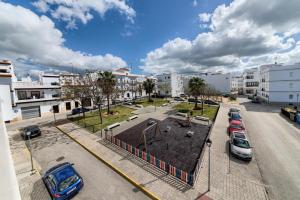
[55,126,160,200]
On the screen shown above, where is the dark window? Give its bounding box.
[53,105,59,113]
[65,102,71,110]
[17,91,27,100]
[31,91,40,99]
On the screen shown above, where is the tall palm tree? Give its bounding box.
[143,79,155,102]
[188,77,205,112]
[98,71,116,115]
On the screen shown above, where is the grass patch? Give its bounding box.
[70,106,135,132]
[173,102,219,120]
[134,98,169,107]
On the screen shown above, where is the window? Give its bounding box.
[17,91,27,100]
[289,94,294,100]
[289,72,294,77]
[31,91,40,99]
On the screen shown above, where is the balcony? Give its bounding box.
[15,95,60,104]
[13,82,61,89]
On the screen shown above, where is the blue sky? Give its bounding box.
[1,0,300,77]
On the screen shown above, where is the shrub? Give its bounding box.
[178,109,190,113]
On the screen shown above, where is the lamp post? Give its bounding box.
[26,132,34,173]
[297,93,299,108]
[206,138,212,191]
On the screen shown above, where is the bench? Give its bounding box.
[195,116,210,124]
[106,122,121,130]
[176,112,188,118]
[135,104,144,108]
[127,115,138,121]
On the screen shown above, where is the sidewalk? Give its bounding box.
[9,130,49,200]
[56,103,268,200]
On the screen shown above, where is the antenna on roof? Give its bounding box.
[274,56,278,65]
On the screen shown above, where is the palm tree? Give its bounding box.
[143,79,155,102]
[188,77,205,112]
[98,71,116,115]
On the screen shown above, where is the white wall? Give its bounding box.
[201,73,231,93]
[0,77,14,121]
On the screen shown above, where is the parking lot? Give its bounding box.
[9,124,150,200]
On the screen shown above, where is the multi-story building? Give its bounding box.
[243,68,259,96]
[113,68,146,100]
[200,73,231,94]
[258,63,300,104]
[156,73,184,97]
[231,76,243,94]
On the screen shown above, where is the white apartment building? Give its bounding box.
[113,68,146,100]
[231,76,243,94]
[200,73,231,94]
[156,73,184,97]
[243,68,259,96]
[258,63,300,103]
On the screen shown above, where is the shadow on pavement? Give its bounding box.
[30,178,50,200]
[99,139,192,193]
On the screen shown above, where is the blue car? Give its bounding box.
[229,112,242,122]
[43,162,84,200]
[71,107,89,115]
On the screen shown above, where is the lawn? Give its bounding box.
[70,106,135,132]
[172,102,219,120]
[134,98,169,107]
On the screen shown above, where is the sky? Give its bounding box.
[1,0,300,78]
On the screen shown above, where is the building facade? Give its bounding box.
[231,76,243,94]
[200,73,231,94]
[243,68,259,96]
[258,63,300,103]
[156,73,184,97]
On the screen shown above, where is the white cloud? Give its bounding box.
[199,13,211,23]
[192,0,198,7]
[0,2,127,73]
[33,0,136,29]
[141,0,300,74]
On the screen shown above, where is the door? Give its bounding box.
[65,102,71,110]
[53,105,59,113]
[21,106,41,119]
[75,101,79,108]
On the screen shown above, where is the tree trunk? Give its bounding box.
[98,104,103,124]
[148,93,151,102]
[201,97,204,115]
[195,96,198,109]
[107,95,110,115]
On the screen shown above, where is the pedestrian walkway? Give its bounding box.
[9,130,49,200]
[56,103,268,200]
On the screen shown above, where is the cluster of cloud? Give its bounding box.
[141,0,300,74]
[0,2,127,74]
[32,0,136,29]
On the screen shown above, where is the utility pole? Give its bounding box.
[26,132,34,173]
[206,138,212,191]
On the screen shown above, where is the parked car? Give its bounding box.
[174,97,185,101]
[21,125,41,140]
[228,108,240,116]
[188,98,201,103]
[204,100,219,105]
[71,107,90,115]
[227,120,245,135]
[43,162,84,200]
[229,112,242,122]
[229,132,252,161]
[251,98,260,104]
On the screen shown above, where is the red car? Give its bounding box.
[227,120,245,135]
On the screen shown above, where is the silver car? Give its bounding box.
[229,131,252,161]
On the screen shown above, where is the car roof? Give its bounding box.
[230,120,242,125]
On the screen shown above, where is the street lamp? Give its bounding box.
[206,138,212,191]
[297,93,299,108]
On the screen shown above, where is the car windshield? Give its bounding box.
[58,174,79,192]
[234,133,246,139]
[232,113,241,118]
[230,125,242,129]
[233,138,250,148]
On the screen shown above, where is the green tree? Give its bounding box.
[188,77,206,113]
[98,71,116,115]
[143,79,155,102]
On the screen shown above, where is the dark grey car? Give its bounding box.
[21,125,41,140]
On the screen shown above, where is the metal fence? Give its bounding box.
[105,132,194,185]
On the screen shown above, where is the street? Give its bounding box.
[9,124,150,200]
[238,98,300,200]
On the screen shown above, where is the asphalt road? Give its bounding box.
[22,125,150,200]
[238,98,300,200]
